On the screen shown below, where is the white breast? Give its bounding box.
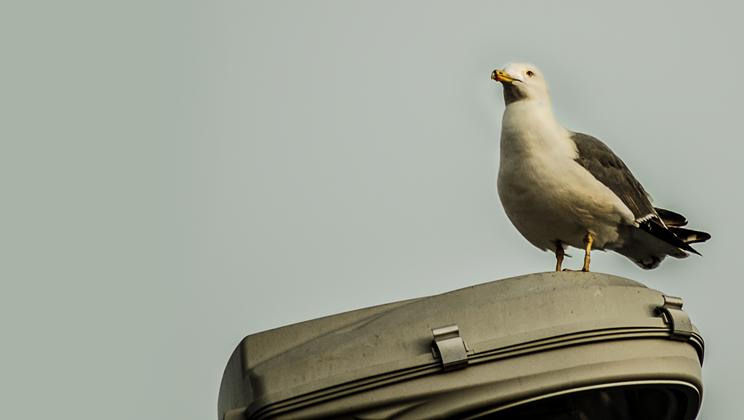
[497,101,634,251]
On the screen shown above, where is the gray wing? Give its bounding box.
[571,132,655,220]
[571,132,704,260]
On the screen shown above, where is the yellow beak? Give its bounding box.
[491,69,515,83]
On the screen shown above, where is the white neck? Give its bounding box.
[500,97,574,159]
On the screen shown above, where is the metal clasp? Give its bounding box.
[657,295,694,340]
[431,324,469,371]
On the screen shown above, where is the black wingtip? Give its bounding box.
[655,207,688,227]
[676,228,711,244]
[639,218,703,255]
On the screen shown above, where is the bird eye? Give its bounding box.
[526,70,535,77]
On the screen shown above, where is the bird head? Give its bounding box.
[491,63,549,104]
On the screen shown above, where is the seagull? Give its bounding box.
[492,63,710,271]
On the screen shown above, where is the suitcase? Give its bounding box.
[219,272,704,419]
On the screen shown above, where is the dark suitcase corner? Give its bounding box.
[219,272,704,420]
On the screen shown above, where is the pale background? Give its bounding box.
[2,1,740,419]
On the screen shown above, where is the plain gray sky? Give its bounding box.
[2,1,741,419]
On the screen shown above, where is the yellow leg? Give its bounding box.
[554,242,564,272]
[582,232,594,272]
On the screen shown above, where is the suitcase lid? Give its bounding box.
[225,272,703,418]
